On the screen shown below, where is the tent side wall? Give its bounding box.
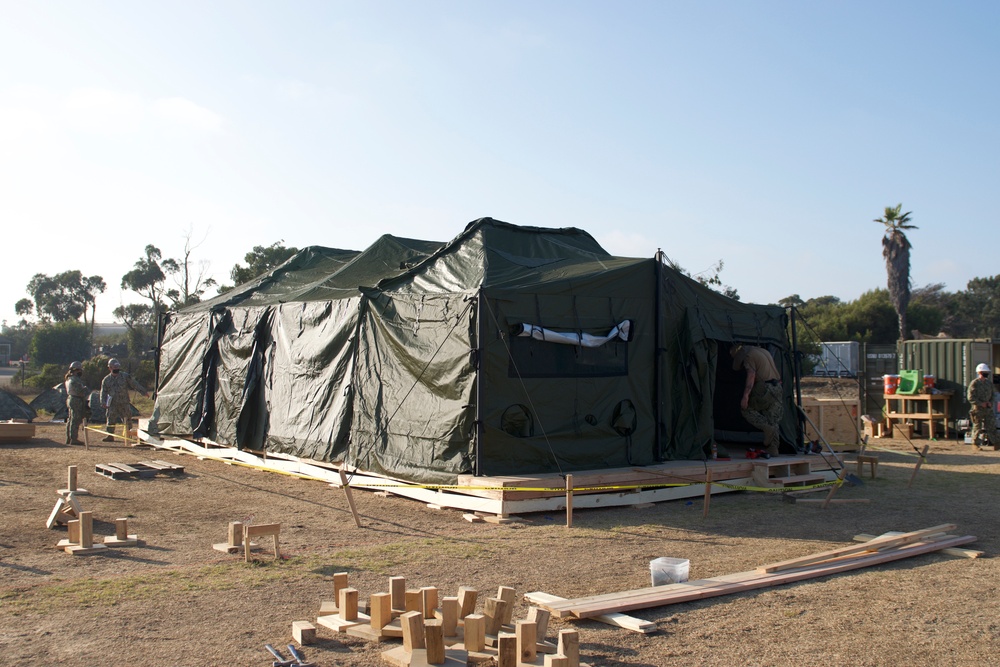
[151,311,215,436]
[263,300,361,460]
[349,293,478,484]
[477,265,658,476]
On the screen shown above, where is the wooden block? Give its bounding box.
[526,607,551,641]
[371,592,392,630]
[425,619,445,664]
[228,521,244,547]
[338,587,359,621]
[440,597,458,637]
[545,655,570,667]
[319,599,338,614]
[421,587,439,618]
[292,620,316,645]
[497,586,516,624]
[112,518,127,541]
[557,629,579,667]
[68,519,81,546]
[457,587,478,619]
[390,576,407,612]
[517,620,537,663]
[462,513,485,522]
[484,598,505,636]
[333,571,349,607]
[464,614,486,653]
[406,589,423,614]
[401,610,425,651]
[79,511,93,549]
[498,632,517,667]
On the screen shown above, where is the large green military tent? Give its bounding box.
[150,218,799,485]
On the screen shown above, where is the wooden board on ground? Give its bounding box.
[382,646,469,667]
[524,592,656,635]
[536,531,976,619]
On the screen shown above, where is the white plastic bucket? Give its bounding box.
[649,557,690,586]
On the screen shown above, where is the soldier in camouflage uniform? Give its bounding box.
[100,358,147,443]
[731,343,784,456]
[64,361,89,445]
[967,363,998,450]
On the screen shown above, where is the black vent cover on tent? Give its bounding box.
[611,399,637,437]
[501,404,534,438]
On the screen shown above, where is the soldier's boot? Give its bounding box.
[102,426,115,442]
[763,426,780,457]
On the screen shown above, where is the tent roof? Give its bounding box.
[183,236,443,312]
[372,217,641,294]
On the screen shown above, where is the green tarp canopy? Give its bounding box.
[151,218,799,484]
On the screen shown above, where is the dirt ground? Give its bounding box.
[2,404,999,666]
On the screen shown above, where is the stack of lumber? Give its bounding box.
[0,420,35,444]
[95,460,184,479]
[531,525,976,621]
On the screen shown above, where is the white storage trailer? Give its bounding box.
[814,341,860,377]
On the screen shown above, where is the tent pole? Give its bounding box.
[474,289,484,477]
[790,306,804,449]
[654,250,663,460]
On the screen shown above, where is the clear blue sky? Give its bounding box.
[2,1,998,325]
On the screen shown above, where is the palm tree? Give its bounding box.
[875,204,918,341]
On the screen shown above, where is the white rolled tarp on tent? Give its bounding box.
[513,320,633,347]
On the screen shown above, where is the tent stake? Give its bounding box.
[565,474,573,528]
[339,469,363,528]
[908,444,930,488]
[821,468,847,509]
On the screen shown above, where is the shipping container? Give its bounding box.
[899,338,1000,426]
[861,343,898,419]
[814,341,860,377]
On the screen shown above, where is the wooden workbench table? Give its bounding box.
[883,393,952,438]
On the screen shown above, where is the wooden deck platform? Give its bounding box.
[137,423,838,517]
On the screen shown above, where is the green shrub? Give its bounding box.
[25,363,66,390]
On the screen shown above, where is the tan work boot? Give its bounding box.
[102,435,115,442]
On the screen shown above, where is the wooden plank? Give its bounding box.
[756,524,956,573]
[853,532,982,559]
[540,534,975,619]
[524,592,655,634]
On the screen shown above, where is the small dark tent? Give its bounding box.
[0,389,36,421]
[151,218,799,485]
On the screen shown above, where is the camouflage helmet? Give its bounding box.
[69,361,83,371]
[108,358,121,369]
